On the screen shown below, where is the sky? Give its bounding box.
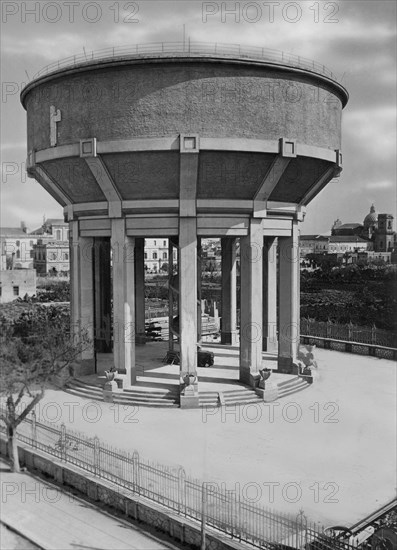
[1,0,396,234]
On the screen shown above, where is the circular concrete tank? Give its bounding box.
[21,44,348,406]
[21,45,348,208]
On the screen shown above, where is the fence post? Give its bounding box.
[93,436,100,477]
[60,423,67,462]
[178,466,186,516]
[296,509,307,549]
[201,482,208,550]
[132,451,140,495]
[31,411,37,448]
[371,325,377,346]
[326,319,331,339]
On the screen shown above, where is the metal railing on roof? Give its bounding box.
[29,41,340,83]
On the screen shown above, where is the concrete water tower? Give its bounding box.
[21,43,348,407]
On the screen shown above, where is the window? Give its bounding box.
[56,230,61,240]
[154,240,156,246]
[16,240,20,246]
[63,253,69,261]
[0,286,2,297]
[144,253,147,259]
[13,286,19,296]
[163,252,167,259]
[163,240,166,246]
[153,252,157,260]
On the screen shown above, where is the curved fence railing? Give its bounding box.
[29,41,340,83]
[0,410,359,549]
[300,318,397,349]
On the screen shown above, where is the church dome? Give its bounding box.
[363,204,377,227]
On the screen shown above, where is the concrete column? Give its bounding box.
[93,238,111,353]
[168,239,175,351]
[239,219,264,385]
[70,221,80,345]
[134,238,146,344]
[263,237,278,353]
[70,221,95,374]
[179,218,199,407]
[197,237,202,345]
[221,238,237,345]
[111,219,136,386]
[278,221,300,373]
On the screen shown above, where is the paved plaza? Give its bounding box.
[19,347,396,529]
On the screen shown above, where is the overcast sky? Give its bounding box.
[1,0,396,234]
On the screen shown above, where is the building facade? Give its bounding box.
[31,218,70,275]
[0,269,37,303]
[0,224,36,270]
[144,238,177,273]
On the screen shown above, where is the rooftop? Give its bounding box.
[0,227,31,238]
[300,235,329,241]
[329,236,369,243]
[21,42,348,108]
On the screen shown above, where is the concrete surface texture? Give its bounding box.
[15,348,396,529]
[0,457,181,550]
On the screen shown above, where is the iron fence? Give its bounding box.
[0,410,359,549]
[28,41,341,84]
[300,319,396,349]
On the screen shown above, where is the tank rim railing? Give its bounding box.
[29,41,341,83]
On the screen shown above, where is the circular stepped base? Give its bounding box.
[64,375,311,408]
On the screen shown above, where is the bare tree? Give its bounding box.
[0,315,90,472]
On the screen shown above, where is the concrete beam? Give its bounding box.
[179,134,199,217]
[84,155,122,218]
[300,166,336,206]
[253,155,291,217]
[32,165,72,207]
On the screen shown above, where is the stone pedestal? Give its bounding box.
[180,374,199,409]
[256,382,278,402]
[103,380,118,403]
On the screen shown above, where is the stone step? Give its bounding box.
[277,376,301,389]
[70,380,179,400]
[64,387,179,407]
[65,373,311,408]
[278,381,311,399]
[65,382,179,407]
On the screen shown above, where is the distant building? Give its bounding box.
[328,235,370,253]
[31,218,70,275]
[299,235,329,256]
[144,239,177,273]
[0,269,37,303]
[33,240,70,275]
[0,222,36,270]
[331,204,396,253]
